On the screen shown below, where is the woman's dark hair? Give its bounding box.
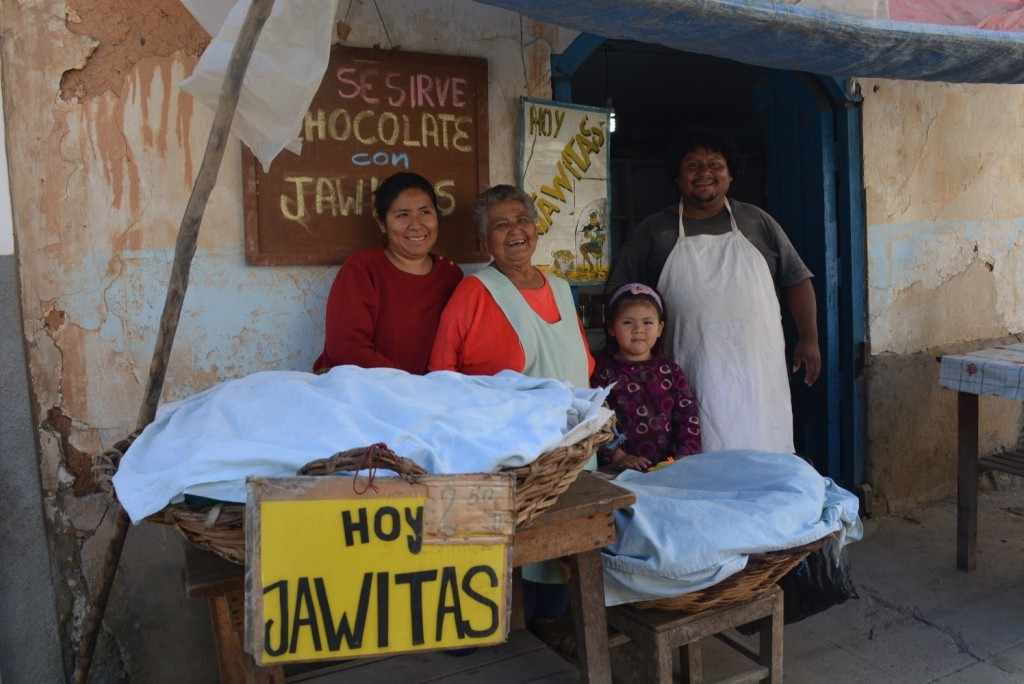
[374,172,438,220]
[604,291,665,356]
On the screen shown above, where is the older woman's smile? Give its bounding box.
[485,199,540,278]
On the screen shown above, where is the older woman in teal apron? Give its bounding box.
[430,184,596,623]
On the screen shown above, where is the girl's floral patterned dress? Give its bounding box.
[593,355,702,468]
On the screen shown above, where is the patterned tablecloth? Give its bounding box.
[939,343,1024,401]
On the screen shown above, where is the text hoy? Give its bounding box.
[341,504,424,551]
[261,567,501,657]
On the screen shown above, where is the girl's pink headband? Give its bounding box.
[609,283,663,311]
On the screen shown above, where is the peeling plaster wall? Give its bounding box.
[862,78,1024,511]
[1,0,572,678]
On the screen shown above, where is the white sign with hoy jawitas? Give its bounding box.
[518,97,613,286]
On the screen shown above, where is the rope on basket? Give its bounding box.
[298,443,427,495]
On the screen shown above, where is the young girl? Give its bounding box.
[593,283,702,472]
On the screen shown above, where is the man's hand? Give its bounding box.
[785,279,820,386]
[792,338,821,386]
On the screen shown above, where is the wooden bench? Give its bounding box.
[606,587,783,684]
[184,472,635,683]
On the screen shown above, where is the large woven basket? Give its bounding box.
[635,532,835,613]
[98,416,615,565]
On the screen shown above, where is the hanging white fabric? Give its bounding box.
[179,0,341,171]
[657,200,794,453]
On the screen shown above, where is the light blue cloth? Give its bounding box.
[113,367,611,523]
[602,450,862,607]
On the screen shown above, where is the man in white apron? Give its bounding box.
[607,135,820,453]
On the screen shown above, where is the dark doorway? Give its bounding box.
[561,39,864,484]
[568,43,772,251]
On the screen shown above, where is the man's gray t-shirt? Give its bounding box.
[607,200,813,293]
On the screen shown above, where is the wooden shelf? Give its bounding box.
[979,450,1024,478]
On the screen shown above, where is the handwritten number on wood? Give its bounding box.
[439,485,457,537]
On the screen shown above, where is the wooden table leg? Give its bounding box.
[511,568,526,631]
[680,640,703,684]
[957,392,979,572]
[641,639,674,684]
[208,594,285,684]
[567,549,613,684]
[760,589,784,683]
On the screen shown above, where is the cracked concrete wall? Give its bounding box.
[0,0,571,679]
[862,78,1024,511]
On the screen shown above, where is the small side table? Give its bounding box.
[940,344,1024,572]
[607,586,783,684]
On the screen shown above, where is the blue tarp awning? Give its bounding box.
[476,0,1024,84]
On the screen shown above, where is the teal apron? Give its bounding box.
[473,266,596,583]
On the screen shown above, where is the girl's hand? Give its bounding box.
[646,456,675,473]
[610,448,651,472]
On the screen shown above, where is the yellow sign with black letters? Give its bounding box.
[245,474,515,666]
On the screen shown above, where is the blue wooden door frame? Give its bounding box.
[756,73,839,481]
[552,35,867,487]
[831,84,868,488]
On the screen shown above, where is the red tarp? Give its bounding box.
[889,0,1024,31]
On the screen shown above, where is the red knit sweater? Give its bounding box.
[313,248,463,375]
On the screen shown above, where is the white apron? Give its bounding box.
[657,200,794,453]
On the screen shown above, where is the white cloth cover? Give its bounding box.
[113,367,612,523]
[602,450,862,607]
[657,200,795,453]
[179,0,340,170]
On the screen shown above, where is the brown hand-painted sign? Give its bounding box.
[244,46,490,266]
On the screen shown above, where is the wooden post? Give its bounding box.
[72,1,275,681]
[957,391,979,572]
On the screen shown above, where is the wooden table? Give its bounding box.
[940,344,1024,571]
[184,472,635,683]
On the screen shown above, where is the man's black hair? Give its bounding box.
[674,132,736,177]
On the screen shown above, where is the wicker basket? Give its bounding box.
[504,417,614,526]
[97,416,615,565]
[635,533,835,613]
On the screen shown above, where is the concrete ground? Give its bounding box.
[675,486,1024,684]
[306,486,1024,683]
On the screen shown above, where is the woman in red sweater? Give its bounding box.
[313,172,463,374]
